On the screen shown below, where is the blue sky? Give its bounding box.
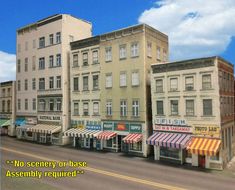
[0,0,234,82]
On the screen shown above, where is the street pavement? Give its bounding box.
[1,136,235,190]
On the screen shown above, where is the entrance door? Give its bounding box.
[117,135,122,151]
[198,155,206,168]
[121,140,129,153]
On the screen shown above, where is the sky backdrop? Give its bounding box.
[0,0,234,82]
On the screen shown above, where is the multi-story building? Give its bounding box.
[149,56,234,170]
[0,81,16,136]
[16,14,92,144]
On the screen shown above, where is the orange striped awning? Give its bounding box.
[187,137,221,156]
[122,133,142,144]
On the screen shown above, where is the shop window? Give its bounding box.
[106,139,113,148]
[160,147,180,159]
[129,142,142,151]
[210,152,220,161]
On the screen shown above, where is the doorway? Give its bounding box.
[198,155,206,168]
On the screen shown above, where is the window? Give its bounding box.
[73,54,78,67]
[7,88,10,96]
[49,77,54,89]
[132,71,139,86]
[73,77,79,91]
[39,57,45,70]
[56,76,61,89]
[49,55,54,67]
[119,45,126,59]
[73,102,79,115]
[83,76,89,91]
[156,101,164,115]
[56,99,62,111]
[25,99,28,110]
[56,54,61,66]
[203,99,212,116]
[2,100,5,112]
[82,52,88,66]
[32,78,36,90]
[202,74,212,90]
[92,50,98,64]
[39,37,45,48]
[185,76,194,91]
[83,102,89,116]
[120,72,127,87]
[105,47,112,62]
[93,75,99,90]
[39,99,46,111]
[170,78,178,91]
[49,99,54,111]
[39,78,45,90]
[106,100,112,116]
[24,79,28,91]
[93,102,99,116]
[49,34,54,45]
[156,79,163,92]
[120,100,127,117]
[131,42,139,57]
[17,44,21,53]
[33,40,36,49]
[69,35,74,42]
[24,58,28,72]
[130,142,142,151]
[32,56,36,71]
[17,99,21,110]
[210,152,220,161]
[132,100,139,117]
[17,59,21,73]
[25,41,28,51]
[106,74,112,88]
[56,32,61,43]
[186,100,194,116]
[7,100,10,112]
[32,98,36,111]
[171,100,178,115]
[147,42,152,57]
[17,80,21,91]
[163,49,167,61]
[157,46,161,60]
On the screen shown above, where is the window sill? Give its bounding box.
[82,115,90,117]
[201,115,215,117]
[168,90,179,92]
[92,89,100,91]
[105,60,112,63]
[183,90,196,92]
[72,65,80,68]
[132,84,140,87]
[184,115,196,117]
[155,114,165,117]
[92,62,99,65]
[120,85,127,88]
[131,116,140,119]
[200,88,214,91]
[105,87,112,89]
[38,42,61,49]
[82,65,89,67]
[147,55,152,58]
[82,90,90,92]
[131,55,139,59]
[49,65,61,68]
[155,91,164,93]
[119,57,127,61]
[169,114,180,117]
[92,114,100,117]
[73,114,80,116]
[73,90,80,93]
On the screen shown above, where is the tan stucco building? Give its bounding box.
[16,14,92,144]
[150,56,234,169]
[0,81,16,136]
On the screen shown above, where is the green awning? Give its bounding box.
[0,119,11,127]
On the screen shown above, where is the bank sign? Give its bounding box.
[193,124,220,138]
[103,122,142,133]
[38,115,61,122]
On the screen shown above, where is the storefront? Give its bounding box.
[98,121,144,155]
[0,119,11,135]
[64,124,102,150]
[147,118,192,164]
[15,118,36,140]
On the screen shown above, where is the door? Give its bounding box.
[198,155,206,168]
[121,140,129,153]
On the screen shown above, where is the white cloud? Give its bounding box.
[139,0,235,61]
[0,51,16,82]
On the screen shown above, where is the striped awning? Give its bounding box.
[146,132,191,149]
[123,133,142,144]
[27,124,61,134]
[64,128,101,138]
[96,131,117,140]
[187,137,221,156]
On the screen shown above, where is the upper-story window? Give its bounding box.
[32,78,36,90]
[119,45,127,59]
[56,54,61,66]
[49,55,54,68]
[203,99,212,116]
[93,75,99,90]
[105,74,112,88]
[83,102,89,116]
[7,88,11,96]
[32,56,36,71]
[185,76,194,91]
[170,100,179,115]
[56,32,61,44]
[82,52,88,66]
[93,102,99,116]
[73,77,79,91]
[132,100,139,117]
[163,49,167,62]
[39,78,45,90]
[132,71,140,86]
[92,50,99,64]
[24,58,28,72]
[202,74,212,90]
[147,42,152,57]
[83,76,89,91]
[157,46,161,60]
[131,42,139,57]
[17,80,21,91]
[33,40,36,49]
[120,72,127,87]
[73,54,79,67]
[156,79,163,93]
[106,100,112,116]
[24,79,28,91]
[25,41,28,51]
[39,57,45,70]
[120,100,127,117]
[69,35,74,42]
[49,34,54,45]
[56,76,61,89]
[186,100,194,116]
[2,89,5,97]
[49,77,54,89]
[39,37,45,48]
[105,47,112,62]
[17,59,21,73]
[39,99,46,111]
[17,44,21,53]
[170,78,178,91]
[156,101,164,115]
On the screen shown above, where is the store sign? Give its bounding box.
[153,125,192,133]
[114,123,129,131]
[26,117,37,125]
[76,125,85,129]
[38,115,61,122]
[193,124,220,137]
[130,124,142,133]
[86,125,101,131]
[103,122,113,131]
[155,118,187,126]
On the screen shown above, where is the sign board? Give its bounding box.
[193,124,220,138]
[153,125,192,133]
[103,122,113,131]
[103,122,142,133]
[38,115,61,122]
[86,125,101,131]
[26,117,37,125]
[130,124,142,133]
[114,123,129,132]
[155,118,187,126]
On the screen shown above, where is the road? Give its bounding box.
[0,136,234,190]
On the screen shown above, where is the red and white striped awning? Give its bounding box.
[122,133,142,144]
[96,131,117,140]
